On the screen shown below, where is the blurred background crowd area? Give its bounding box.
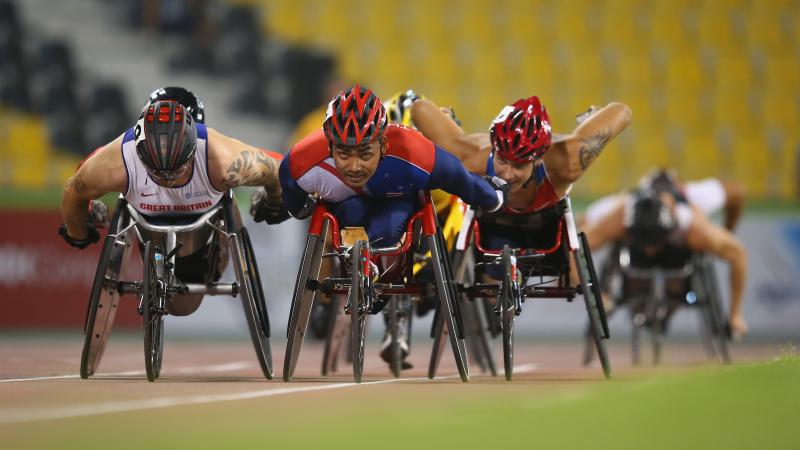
[0,0,798,203]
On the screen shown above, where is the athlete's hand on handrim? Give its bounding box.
[88,199,110,228]
[58,223,100,249]
[483,175,509,213]
[250,188,291,225]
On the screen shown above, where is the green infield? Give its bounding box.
[5,356,798,450]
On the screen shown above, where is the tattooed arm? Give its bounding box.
[61,134,127,238]
[206,128,283,200]
[543,102,631,194]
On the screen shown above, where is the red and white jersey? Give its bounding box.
[120,123,224,217]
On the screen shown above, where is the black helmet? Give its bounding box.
[134,100,197,181]
[625,189,676,246]
[148,86,205,124]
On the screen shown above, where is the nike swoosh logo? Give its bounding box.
[142,192,157,197]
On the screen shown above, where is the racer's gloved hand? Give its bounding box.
[292,194,318,220]
[88,199,110,228]
[58,223,100,249]
[250,188,291,224]
[483,175,509,213]
[575,105,599,124]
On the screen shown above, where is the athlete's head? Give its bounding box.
[148,86,205,124]
[625,189,677,252]
[639,167,680,192]
[490,96,552,192]
[385,89,423,127]
[134,100,197,186]
[323,84,388,188]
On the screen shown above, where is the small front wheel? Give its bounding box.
[142,241,165,382]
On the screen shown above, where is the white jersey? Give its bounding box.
[121,123,224,217]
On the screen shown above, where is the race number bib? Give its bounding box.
[492,105,515,124]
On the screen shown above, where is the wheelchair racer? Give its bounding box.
[59,86,285,316]
[409,95,631,217]
[582,171,749,338]
[271,84,509,369]
[584,167,746,232]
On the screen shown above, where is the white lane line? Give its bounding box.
[0,361,253,383]
[0,365,537,424]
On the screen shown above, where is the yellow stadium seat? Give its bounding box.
[682,131,721,181]
[732,134,768,198]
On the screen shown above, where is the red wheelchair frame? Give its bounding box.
[283,192,470,382]
[438,197,611,380]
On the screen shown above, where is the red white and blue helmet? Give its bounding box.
[323,84,387,146]
[490,96,552,163]
[134,100,197,180]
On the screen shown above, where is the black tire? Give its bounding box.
[284,227,327,381]
[142,241,165,382]
[575,233,611,378]
[387,297,403,378]
[473,298,498,376]
[700,258,731,364]
[350,240,369,383]
[322,295,347,375]
[582,239,610,339]
[428,232,469,382]
[631,319,642,366]
[453,248,497,376]
[80,200,131,379]
[427,312,447,379]
[238,228,273,380]
[501,245,515,381]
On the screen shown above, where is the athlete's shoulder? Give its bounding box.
[288,129,329,179]
[384,124,435,173]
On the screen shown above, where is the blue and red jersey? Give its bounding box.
[280,125,498,216]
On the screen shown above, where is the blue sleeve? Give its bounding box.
[426,146,497,209]
[279,157,311,217]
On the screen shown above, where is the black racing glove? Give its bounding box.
[483,175,509,213]
[292,194,318,220]
[58,223,100,249]
[250,188,291,225]
[88,199,110,228]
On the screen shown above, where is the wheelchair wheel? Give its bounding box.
[81,200,133,379]
[322,295,348,376]
[500,245,516,380]
[386,296,410,378]
[699,258,731,364]
[428,228,469,382]
[427,311,447,379]
[237,228,273,380]
[349,240,369,383]
[453,249,497,376]
[575,233,611,378]
[284,222,328,381]
[142,241,165,382]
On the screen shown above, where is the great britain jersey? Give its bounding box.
[280,125,499,215]
[121,123,224,217]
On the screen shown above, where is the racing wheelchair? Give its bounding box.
[80,192,273,381]
[430,197,611,380]
[283,192,470,383]
[586,243,730,365]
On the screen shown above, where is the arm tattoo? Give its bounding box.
[578,128,612,170]
[224,150,281,196]
[73,173,90,195]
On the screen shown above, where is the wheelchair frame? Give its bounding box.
[594,244,731,365]
[283,192,470,383]
[439,196,611,380]
[80,192,273,381]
